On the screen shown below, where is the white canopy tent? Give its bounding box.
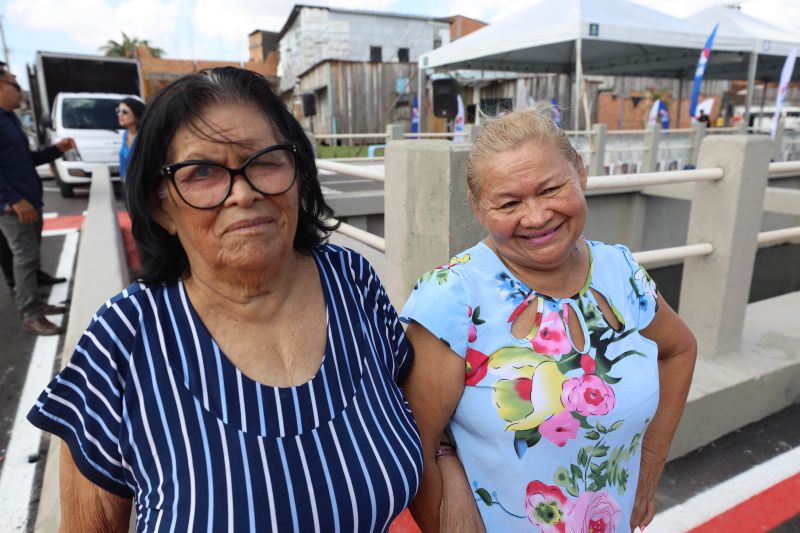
[416,0,795,129]
[688,5,800,124]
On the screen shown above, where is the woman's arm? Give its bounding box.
[59,441,132,533]
[403,322,481,532]
[631,292,698,531]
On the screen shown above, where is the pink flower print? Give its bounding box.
[525,481,568,533]
[532,311,571,356]
[580,354,597,375]
[565,490,622,533]
[539,410,580,447]
[465,348,489,386]
[561,375,616,417]
[468,323,477,343]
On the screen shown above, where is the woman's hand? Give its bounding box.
[630,445,666,530]
[438,453,486,533]
[633,292,698,531]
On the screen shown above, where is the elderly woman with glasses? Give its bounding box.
[28,67,421,531]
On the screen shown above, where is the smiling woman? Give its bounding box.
[399,107,698,533]
[26,67,423,532]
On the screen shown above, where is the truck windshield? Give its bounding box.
[61,98,121,130]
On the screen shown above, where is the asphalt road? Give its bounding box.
[0,179,94,477]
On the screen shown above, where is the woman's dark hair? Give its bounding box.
[119,97,145,121]
[126,67,338,283]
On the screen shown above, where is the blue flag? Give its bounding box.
[411,95,419,136]
[690,24,718,119]
[659,100,670,129]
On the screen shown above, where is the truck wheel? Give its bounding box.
[55,174,74,198]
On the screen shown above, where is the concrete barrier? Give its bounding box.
[34,166,130,533]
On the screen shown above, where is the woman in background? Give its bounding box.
[117,96,145,181]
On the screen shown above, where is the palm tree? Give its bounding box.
[100,32,164,58]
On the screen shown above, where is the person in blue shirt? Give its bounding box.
[117,97,144,181]
[0,67,74,335]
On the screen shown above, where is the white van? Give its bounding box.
[47,92,139,197]
[732,105,800,133]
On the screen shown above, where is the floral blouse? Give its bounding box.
[401,240,659,533]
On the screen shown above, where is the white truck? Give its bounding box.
[27,52,143,197]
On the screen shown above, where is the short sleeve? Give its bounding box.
[338,246,414,384]
[400,266,471,359]
[370,271,414,383]
[615,244,659,330]
[27,299,135,498]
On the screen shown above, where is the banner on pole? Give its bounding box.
[771,47,797,139]
[453,95,465,142]
[411,94,420,137]
[690,24,719,119]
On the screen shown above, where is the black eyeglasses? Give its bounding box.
[159,143,299,209]
[0,79,21,92]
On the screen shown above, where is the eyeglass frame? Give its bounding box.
[158,143,299,209]
[115,107,130,115]
[0,79,21,92]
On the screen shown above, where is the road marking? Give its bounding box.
[689,472,800,532]
[648,445,800,532]
[0,231,79,532]
[42,212,58,219]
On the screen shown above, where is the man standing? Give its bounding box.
[0,68,73,335]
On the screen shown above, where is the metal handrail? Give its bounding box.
[661,128,694,134]
[333,219,386,252]
[315,133,387,140]
[768,161,800,176]
[608,129,647,135]
[633,243,714,268]
[587,168,723,190]
[316,159,385,181]
[757,226,800,247]
[402,132,455,138]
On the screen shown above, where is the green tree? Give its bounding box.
[99,32,164,58]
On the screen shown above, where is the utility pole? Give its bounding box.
[0,16,10,67]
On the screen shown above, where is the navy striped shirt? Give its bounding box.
[28,245,422,532]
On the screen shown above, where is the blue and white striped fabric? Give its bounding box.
[28,244,422,532]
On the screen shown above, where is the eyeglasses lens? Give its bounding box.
[116,108,129,115]
[173,148,296,208]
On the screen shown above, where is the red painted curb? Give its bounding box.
[689,472,800,533]
[42,214,84,231]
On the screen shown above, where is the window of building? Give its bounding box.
[398,47,410,63]
[370,46,382,63]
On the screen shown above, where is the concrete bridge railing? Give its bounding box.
[329,134,800,461]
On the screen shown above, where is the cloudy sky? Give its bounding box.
[2,0,799,89]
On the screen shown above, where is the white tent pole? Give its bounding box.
[744,50,759,126]
[574,37,583,131]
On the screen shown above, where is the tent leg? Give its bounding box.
[677,79,684,128]
[744,51,758,127]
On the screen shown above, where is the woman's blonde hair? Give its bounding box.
[466,104,585,200]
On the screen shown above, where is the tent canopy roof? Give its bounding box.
[420,0,800,81]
